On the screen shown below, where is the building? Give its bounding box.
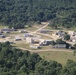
[41,22,47,25]
[26,37,39,44]
[14,38,21,41]
[24,34,30,37]
[39,39,52,46]
[0,30,3,33]
[1,28,10,32]
[45,39,53,45]
[30,44,40,49]
[19,30,27,33]
[52,44,66,48]
[0,33,2,35]
[70,37,76,42]
[26,37,34,44]
[40,30,51,33]
[68,31,75,36]
[33,39,39,43]
[14,36,21,41]
[53,30,65,38]
[39,39,47,46]
[0,33,5,38]
[4,31,10,34]
[11,27,17,31]
[0,35,5,38]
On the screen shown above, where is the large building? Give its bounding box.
[52,44,66,48]
[26,37,40,44]
[26,37,34,44]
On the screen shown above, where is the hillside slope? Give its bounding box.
[0,0,76,28]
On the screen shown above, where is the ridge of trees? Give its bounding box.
[0,0,76,28]
[0,42,76,75]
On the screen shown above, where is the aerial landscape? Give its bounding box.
[0,0,76,75]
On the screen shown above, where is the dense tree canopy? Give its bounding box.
[0,0,76,28]
[0,42,76,75]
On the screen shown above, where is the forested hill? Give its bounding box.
[0,42,76,75]
[0,0,76,28]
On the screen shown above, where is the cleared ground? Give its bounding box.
[0,22,76,66]
[0,25,8,29]
[38,51,76,66]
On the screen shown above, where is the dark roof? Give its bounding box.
[52,44,66,48]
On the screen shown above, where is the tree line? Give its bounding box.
[0,42,76,75]
[0,0,76,29]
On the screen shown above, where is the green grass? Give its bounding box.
[0,25,8,29]
[38,51,76,66]
[68,27,76,31]
[25,24,45,31]
[12,41,30,49]
[37,34,52,39]
[44,25,76,32]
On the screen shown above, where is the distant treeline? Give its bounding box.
[0,42,76,75]
[0,0,76,28]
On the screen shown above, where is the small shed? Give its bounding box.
[14,38,21,41]
[24,34,30,37]
[30,45,40,49]
[19,30,27,33]
[0,30,3,33]
[40,30,51,33]
[0,34,5,38]
[14,36,21,41]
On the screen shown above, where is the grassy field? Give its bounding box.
[0,25,8,29]
[12,41,31,49]
[38,51,76,66]
[0,23,76,67]
[44,25,76,32]
[25,24,43,31]
[37,33,52,39]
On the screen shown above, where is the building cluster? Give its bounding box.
[52,30,76,43]
[69,31,76,42]
[0,27,76,49]
[0,27,11,38]
[52,30,65,39]
[23,34,52,49]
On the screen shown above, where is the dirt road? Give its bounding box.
[18,47,73,53]
[17,22,74,53]
[31,22,49,33]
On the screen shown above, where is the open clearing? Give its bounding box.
[0,25,8,29]
[0,22,76,66]
[38,51,76,66]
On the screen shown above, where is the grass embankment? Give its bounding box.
[38,51,76,66]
